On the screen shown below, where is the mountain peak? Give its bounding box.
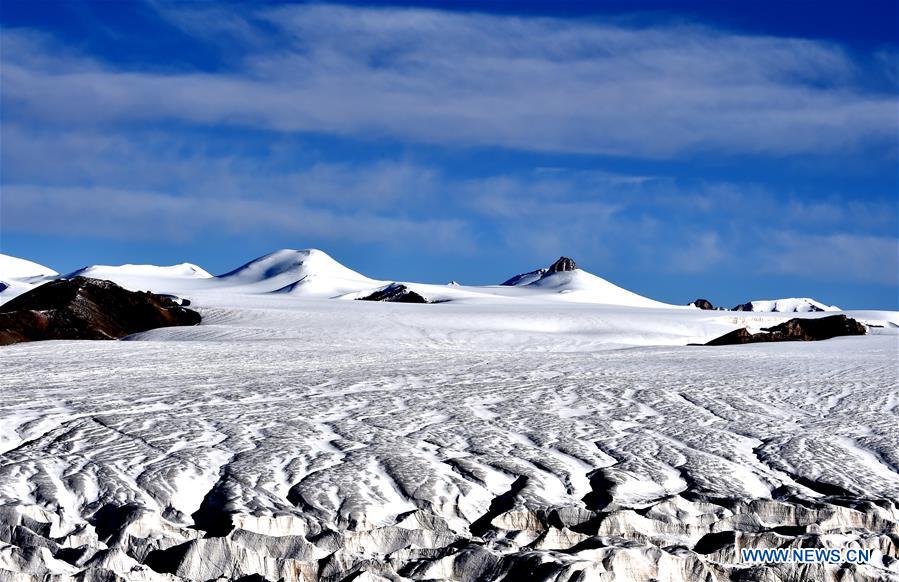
[547,256,577,273]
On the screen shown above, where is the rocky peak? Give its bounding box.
[547,257,577,273]
[357,283,431,304]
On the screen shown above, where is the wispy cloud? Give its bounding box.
[3,121,895,284]
[2,184,474,251]
[758,232,899,285]
[2,4,895,158]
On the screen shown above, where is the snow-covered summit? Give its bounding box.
[219,249,379,295]
[0,254,60,305]
[733,298,840,313]
[527,268,671,307]
[502,256,673,308]
[69,262,212,280]
[62,262,212,294]
[0,254,58,281]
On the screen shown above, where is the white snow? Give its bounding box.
[502,268,548,286]
[216,248,381,296]
[0,254,59,304]
[521,269,675,308]
[65,262,213,293]
[0,254,58,280]
[740,297,840,312]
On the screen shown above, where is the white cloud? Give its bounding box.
[1,184,475,251]
[759,232,899,286]
[1,4,894,158]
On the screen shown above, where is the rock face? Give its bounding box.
[691,298,716,310]
[547,256,577,273]
[357,283,430,304]
[706,315,866,346]
[0,277,201,346]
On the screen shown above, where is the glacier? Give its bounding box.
[1,250,898,581]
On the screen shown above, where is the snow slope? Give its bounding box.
[0,254,58,280]
[65,262,213,293]
[523,268,675,308]
[501,267,548,286]
[0,254,58,304]
[216,248,381,296]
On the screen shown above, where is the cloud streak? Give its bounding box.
[2,4,895,158]
[2,184,475,251]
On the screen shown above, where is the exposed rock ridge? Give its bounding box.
[705,314,866,346]
[357,283,431,304]
[0,277,201,345]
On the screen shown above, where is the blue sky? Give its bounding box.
[1,0,897,309]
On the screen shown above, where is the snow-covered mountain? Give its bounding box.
[0,251,873,316]
[501,257,672,308]
[218,248,380,295]
[732,297,840,313]
[0,254,57,280]
[0,254,58,304]
[66,262,212,293]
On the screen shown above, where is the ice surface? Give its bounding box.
[1,251,898,580]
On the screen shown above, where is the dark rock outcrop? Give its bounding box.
[691,299,716,310]
[547,257,577,273]
[705,315,866,346]
[159,294,191,307]
[0,277,201,346]
[357,283,430,304]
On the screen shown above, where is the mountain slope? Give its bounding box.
[526,269,673,308]
[0,254,58,281]
[218,249,380,296]
[0,254,60,304]
[501,268,548,286]
[504,257,674,308]
[66,263,212,293]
